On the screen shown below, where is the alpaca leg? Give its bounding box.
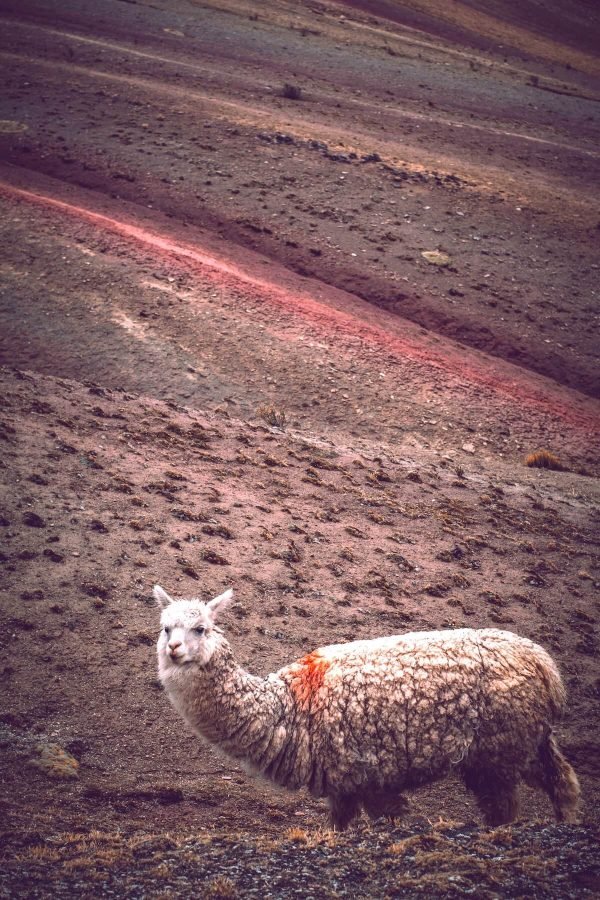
[463,768,519,826]
[524,733,581,823]
[362,789,409,823]
[328,793,360,831]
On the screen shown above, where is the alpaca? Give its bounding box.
[155,585,580,829]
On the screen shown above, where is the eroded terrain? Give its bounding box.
[0,0,599,896]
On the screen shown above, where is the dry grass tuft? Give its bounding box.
[525,449,566,471]
[151,862,172,879]
[203,875,237,898]
[14,846,62,864]
[475,825,514,847]
[388,832,450,856]
[257,404,287,429]
[282,826,337,849]
[284,827,309,844]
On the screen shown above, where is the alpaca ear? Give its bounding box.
[206,588,234,621]
[153,585,173,609]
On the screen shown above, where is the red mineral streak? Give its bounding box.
[0,180,597,435]
[290,652,331,710]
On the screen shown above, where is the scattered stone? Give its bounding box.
[437,546,464,562]
[201,550,230,566]
[20,590,44,601]
[421,250,451,266]
[43,548,64,563]
[0,120,28,133]
[22,512,46,528]
[424,582,452,597]
[27,474,48,485]
[387,553,415,572]
[345,525,366,538]
[201,524,234,540]
[18,549,37,560]
[88,519,109,533]
[81,582,111,599]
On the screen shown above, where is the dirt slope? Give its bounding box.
[0,0,599,896]
[1,0,599,394]
[1,365,599,893]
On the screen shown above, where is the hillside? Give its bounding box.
[0,0,599,896]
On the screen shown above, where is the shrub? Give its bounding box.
[525,450,566,471]
[257,404,286,429]
[282,82,302,100]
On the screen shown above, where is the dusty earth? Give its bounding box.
[0,0,599,896]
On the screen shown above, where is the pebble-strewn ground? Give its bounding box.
[0,0,599,896]
[0,366,598,894]
[2,822,600,898]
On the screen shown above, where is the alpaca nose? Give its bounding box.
[168,639,182,652]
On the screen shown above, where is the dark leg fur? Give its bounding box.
[524,733,580,823]
[328,793,360,831]
[463,768,519,827]
[362,789,409,823]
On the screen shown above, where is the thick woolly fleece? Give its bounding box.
[157,600,579,828]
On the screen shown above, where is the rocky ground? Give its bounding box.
[0,0,599,896]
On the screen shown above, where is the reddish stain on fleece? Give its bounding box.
[289,651,331,710]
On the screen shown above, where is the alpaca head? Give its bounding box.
[155,585,233,669]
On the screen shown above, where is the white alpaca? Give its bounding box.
[155,585,580,829]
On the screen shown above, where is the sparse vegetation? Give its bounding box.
[281,82,302,101]
[2,824,598,896]
[2,0,600,893]
[284,826,309,844]
[525,450,566,471]
[204,875,237,898]
[257,404,287,429]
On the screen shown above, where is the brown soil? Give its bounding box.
[0,0,599,896]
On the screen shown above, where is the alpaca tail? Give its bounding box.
[535,732,581,823]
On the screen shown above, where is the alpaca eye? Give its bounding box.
[192,626,205,636]
[164,626,171,636]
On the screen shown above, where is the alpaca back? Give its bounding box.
[274,629,565,796]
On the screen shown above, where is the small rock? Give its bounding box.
[88,519,109,533]
[462,443,476,454]
[43,548,64,563]
[421,250,451,266]
[23,512,46,528]
[0,120,28,134]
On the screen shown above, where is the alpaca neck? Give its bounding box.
[166,641,290,771]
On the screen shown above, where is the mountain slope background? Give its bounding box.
[0,0,599,895]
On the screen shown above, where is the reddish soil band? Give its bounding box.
[1,179,597,437]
